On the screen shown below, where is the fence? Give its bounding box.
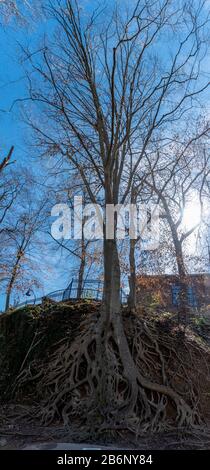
[15,278,128,308]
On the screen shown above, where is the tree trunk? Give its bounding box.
[5,287,11,311]
[162,199,188,325]
[103,180,121,320]
[103,237,121,320]
[5,275,16,311]
[77,230,86,299]
[77,257,85,299]
[174,241,189,325]
[5,249,22,311]
[128,238,137,310]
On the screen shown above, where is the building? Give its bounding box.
[136,274,210,311]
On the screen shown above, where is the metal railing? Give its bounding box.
[15,279,128,308]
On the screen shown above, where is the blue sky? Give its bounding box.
[0,10,71,309]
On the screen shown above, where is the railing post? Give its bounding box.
[97,281,100,300]
[69,278,73,299]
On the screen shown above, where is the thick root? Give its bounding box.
[13,310,206,435]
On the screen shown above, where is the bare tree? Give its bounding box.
[22,0,210,431]
[49,174,103,297]
[24,0,209,310]
[140,135,210,320]
[50,222,93,298]
[3,193,48,311]
[0,155,19,242]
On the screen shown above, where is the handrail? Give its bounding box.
[14,279,128,309]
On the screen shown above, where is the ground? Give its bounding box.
[1,421,210,450]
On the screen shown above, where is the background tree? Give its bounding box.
[141,133,209,320]
[2,185,49,311]
[49,172,103,297]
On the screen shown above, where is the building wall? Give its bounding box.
[136,274,210,311]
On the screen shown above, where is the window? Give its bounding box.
[171,285,197,307]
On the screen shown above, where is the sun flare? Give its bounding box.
[182,199,201,231]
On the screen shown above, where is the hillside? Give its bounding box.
[1,300,210,448]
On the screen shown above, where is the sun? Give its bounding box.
[182,198,201,231]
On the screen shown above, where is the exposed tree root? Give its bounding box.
[13,309,208,437]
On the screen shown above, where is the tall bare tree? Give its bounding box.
[23,0,210,431]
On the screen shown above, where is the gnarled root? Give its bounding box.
[14,310,204,436]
